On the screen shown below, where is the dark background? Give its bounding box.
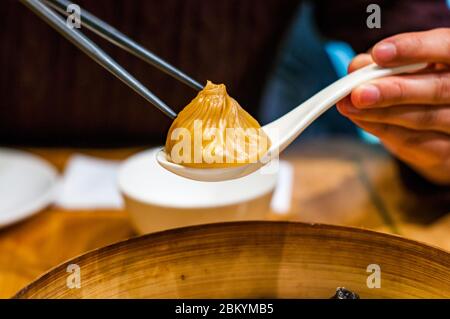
[0,0,299,146]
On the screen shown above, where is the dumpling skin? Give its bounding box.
[165,81,271,168]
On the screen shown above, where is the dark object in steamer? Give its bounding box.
[331,287,360,299]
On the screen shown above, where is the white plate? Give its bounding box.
[0,148,59,227]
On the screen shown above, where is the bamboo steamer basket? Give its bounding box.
[15,221,450,299]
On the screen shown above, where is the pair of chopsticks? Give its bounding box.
[20,0,204,119]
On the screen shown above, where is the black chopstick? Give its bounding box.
[42,0,204,91]
[20,0,182,119]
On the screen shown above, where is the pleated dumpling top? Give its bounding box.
[165,81,271,168]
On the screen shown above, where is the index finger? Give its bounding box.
[372,28,450,67]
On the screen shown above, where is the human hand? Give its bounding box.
[337,28,450,185]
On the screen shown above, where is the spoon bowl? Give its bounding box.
[158,63,427,181]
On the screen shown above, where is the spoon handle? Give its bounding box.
[264,63,427,152]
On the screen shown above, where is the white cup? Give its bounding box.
[118,148,278,234]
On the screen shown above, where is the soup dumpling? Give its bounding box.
[165,81,271,168]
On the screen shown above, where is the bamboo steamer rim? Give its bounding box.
[14,221,450,299]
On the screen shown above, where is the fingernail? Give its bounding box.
[356,84,380,106]
[373,42,397,62]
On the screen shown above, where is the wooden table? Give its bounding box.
[0,139,449,298]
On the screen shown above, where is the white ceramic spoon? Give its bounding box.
[157,62,426,181]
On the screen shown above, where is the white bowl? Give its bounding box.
[118,148,278,234]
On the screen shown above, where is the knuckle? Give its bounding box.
[395,34,423,57]
[418,110,437,128]
[432,73,450,103]
[431,28,450,61]
[388,79,406,103]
